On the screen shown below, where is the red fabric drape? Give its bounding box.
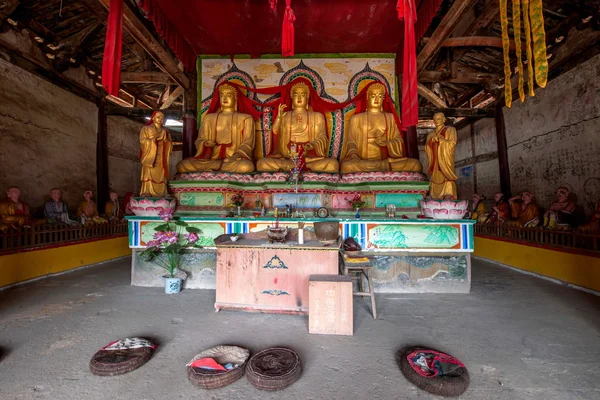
[137,0,196,71]
[282,0,296,57]
[415,0,444,41]
[101,0,124,97]
[398,0,419,128]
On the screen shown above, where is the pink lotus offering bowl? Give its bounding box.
[420,199,469,220]
[130,197,177,217]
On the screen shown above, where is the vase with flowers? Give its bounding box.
[230,193,245,217]
[139,209,203,294]
[345,193,366,219]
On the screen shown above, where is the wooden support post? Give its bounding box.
[470,122,478,193]
[405,126,419,159]
[96,98,109,208]
[495,101,511,197]
[183,74,198,159]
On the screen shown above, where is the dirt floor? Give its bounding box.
[0,257,599,400]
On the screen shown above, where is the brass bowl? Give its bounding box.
[313,221,339,243]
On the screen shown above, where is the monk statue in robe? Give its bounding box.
[469,193,487,222]
[507,191,540,227]
[543,186,577,230]
[257,81,339,173]
[44,188,80,225]
[578,200,600,234]
[486,192,510,225]
[105,191,124,221]
[176,84,255,174]
[425,112,458,199]
[77,190,107,226]
[0,186,44,230]
[340,83,422,173]
[140,111,173,197]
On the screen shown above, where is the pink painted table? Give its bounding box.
[215,239,340,314]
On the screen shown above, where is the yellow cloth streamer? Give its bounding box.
[522,0,535,97]
[512,0,525,102]
[499,0,512,108]
[530,0,548,88]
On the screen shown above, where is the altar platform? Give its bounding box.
[127,215,474,294]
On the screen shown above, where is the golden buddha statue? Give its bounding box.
[176,84,255,174]
[140,111,173,197]
[257,81,338,173]
[425,112,458,199]
[340,84,422,174]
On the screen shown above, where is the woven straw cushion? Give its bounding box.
[187,345,250,390]
[246,347,302,391]
[397,346,469,397]
[90,340,155,376]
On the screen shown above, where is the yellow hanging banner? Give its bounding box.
[512,0,525,102]
[522,0,535,96]
[530,0,548,88]
[499,0,512,107]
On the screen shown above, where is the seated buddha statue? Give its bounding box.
[340,83,422,174]
[176,84,255,174]
[507,191,540,228]
[44,188,80,225]
[77,190,107,226]
[578,200,600,234]
[0,186,44,230]
[543,186,577,230]
[257,81,339,173]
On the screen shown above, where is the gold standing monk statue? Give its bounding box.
[257,81,339,173]
[340,83,422,173]
[140,111,173,197]
[176,84,255,174]
[425,112,458,199]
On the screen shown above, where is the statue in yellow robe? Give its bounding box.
[340,83,422,173]
[0,186,45,230]
[425,112,458,199]
[257,81,338,173]
[140,111,173,197]
[176,84,255,174]
[507,192,540,227]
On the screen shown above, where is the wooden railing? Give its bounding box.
[474,223,600,254]
[0,221,128,254]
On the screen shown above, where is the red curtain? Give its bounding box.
[415,0,444,41]
[137,0,196,71]
[398,0,419,128]
[282,0,296,57]
[101,0,124,97]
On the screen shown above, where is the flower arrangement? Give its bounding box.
[345,193,366,209]
[139,209,203,278]
[230,193,245,207]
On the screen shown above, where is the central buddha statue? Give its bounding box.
[340,83,422,174]
[257,81,339,173]
[176,84,255,174]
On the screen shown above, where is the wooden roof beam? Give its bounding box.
[451,1,501,63]
[419,107,495,118]
[121,71,173,84]
[91,0,189,90]
[417,0,479,75]
[420,70,502,84]
[422,36,513,50]
[160,86,184,110]
[418,83,447,108]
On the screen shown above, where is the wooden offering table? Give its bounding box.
[215,238,340,314]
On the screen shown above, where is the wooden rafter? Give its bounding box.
[160,86,184,110]
[417,83,447,108]
[419,107,495,118]
[451,1,501,63]
[86,0,189,90]
[417,0,478,75]
[422,36,513,50]
[120,71,173,84]
[419,70,502,84]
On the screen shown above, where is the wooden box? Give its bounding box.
[309,275,353,336]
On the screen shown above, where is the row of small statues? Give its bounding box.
[0,187,135,231]
[469,187,600,233]
[140,81,458,200]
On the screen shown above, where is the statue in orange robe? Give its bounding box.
[578,200,600,234]
[543,186,577,230]
[486,192,510,225]
[77,190,107,226]
[425,113,457,199]
[0,186,44,230]
[140,111,173,197]
[507,191,540,227]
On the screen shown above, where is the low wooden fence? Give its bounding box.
[475,223,600,254]
[0,221,128,254]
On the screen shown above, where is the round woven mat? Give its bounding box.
[246,347,302,391]
[90,346,155,376]
[397,346,469,397]
[187,345,250,390]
